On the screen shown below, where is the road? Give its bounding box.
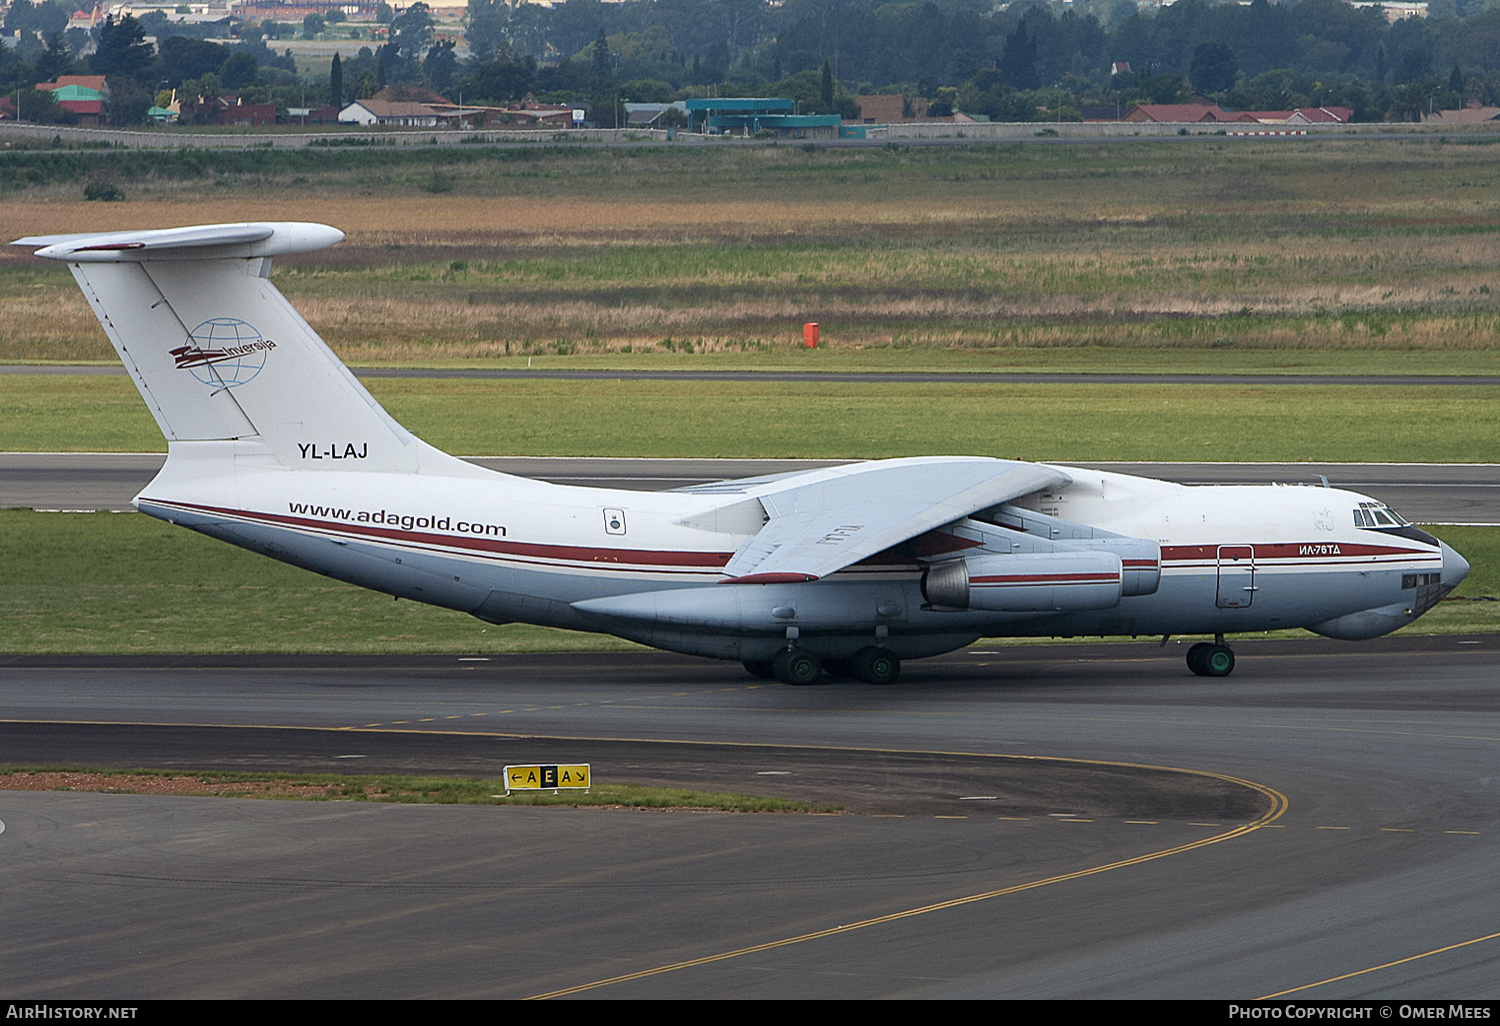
[1,638,1496,998]
[3,452,1495,524]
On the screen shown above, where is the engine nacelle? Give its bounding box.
[923,551,1123,613]
[1076,537,1160,597]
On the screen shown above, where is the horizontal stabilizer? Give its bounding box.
[13,222,344,262]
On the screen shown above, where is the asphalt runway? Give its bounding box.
[3,452,1495,524]
[1,638,1497,999]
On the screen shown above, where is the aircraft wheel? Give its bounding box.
[1203,644,1235,677]
[742,660,775,680]
[1186,642,1235,677]
[773,648,823,686]
[851,647,900,685]
[1186,642,1212,676]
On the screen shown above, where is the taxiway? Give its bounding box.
[1,638,1496,998]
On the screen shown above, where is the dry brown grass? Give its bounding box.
[8,141,1500,362]
[1,195,1032,244]
[0,770,340,797]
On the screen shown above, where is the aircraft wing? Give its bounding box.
[715,457,1070,583]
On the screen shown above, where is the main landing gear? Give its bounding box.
[743,646,901,686]
[1186,634,1236,677]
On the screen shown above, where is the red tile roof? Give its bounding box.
[39,75,107,93]
[1124,104,1230,123]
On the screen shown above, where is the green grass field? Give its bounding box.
[4,374,1496,462]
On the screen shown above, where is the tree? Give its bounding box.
[3,0,69,38]
[820,57,834,106]
[303,13,325,39]
[389,2,434,60]
[180,71,222,116]
[36,34,77,82]
[11,86,78,125]
[105,75,152,126]
[999,22,1039,91]
[1189,40,1239,95]
[219,51,259,90]
[424,40,457,94]
[588,28,620,127]
[465,54,537,104]
[384,2,433,84]
[158,37,229,88]
[467,0,510,63]
[92,15,155,84]
[330,52,344,107]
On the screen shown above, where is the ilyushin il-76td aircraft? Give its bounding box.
[16,222,1471,685]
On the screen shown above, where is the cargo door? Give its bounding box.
[1216,545,1256,609]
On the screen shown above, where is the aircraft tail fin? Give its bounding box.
[14,222,424,473]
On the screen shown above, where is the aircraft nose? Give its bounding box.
[1440,541,1470,588]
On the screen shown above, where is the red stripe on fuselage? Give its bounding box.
[1160,541,1433,562]
[971,573,1120,585]
[143,498,734,572]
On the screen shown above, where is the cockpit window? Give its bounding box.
[1354,501,1439,547]
[1354,501,1410,528]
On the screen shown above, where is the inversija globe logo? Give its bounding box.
[171,318,276,388]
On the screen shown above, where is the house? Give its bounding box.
[684,98,839,137]
[179,96,277,126]
[1423,106,1500,125]
[285,104,341,125]
[452,104,578,128]
[221,101,276,126]
[1236,107,1352,125]
[1289,107,1352,123]
[623,102,687,128]
[1349,1,1427,21]
[338,100,442,127]
[852,95,938,123]
[35,76,109,125]
[37,74,107,94]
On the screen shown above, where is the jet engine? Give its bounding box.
[922,551,1124,613]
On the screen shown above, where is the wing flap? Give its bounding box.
[719,458,1070,582]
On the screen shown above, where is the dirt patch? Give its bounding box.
[0,770,354,798]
